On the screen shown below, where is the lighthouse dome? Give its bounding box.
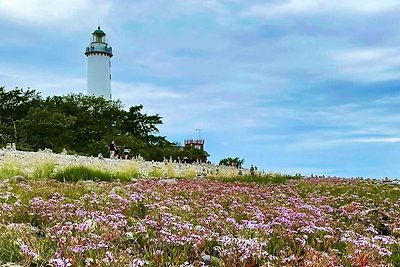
[93,27,106,36]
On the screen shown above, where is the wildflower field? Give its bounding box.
[1,172,400,267]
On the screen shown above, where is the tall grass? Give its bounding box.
[0,155,24,180]
[167,163,177,178]
[32,161,56,180]
[180,168,197,179]
[54,165,137,183]
[149,166,164,178]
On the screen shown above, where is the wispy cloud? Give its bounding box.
[0,0,112,30]
[333,47,400,81]
[244,0,400,19]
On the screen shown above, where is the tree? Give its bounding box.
[0,87,41,146]
[20,107,76,152]
[219,157,244,168]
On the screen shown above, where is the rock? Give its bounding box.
[6,143,11,150]
[43,148,53,153]
[77,180,96,191]
[159,179,177,185]
[60,148,68,155]
[98,153,103,159]
[201,255,211,265]
[12,175,26,183]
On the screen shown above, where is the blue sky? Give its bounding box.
[1,0,400,178]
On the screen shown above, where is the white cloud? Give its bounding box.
[333,47,400,81]
[0,63,85,95]
[0,0,112,30]
[244,0,400,18]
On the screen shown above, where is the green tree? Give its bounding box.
[219,157,244,168]
[20,107,76,152]
[0,87,41,146]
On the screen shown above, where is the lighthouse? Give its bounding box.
[85,26,113,100]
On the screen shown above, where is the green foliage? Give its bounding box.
[115,165,141,180]
[0,87,41,145]
[149,166,164,178]
[180,168,197,179]
[167,163,177,178]
[0,156,23,180]
[53,165,139,183]
[31,161,56,180]
[219,157,244,168]
[0,227,22,263]
[53,166,113,183]
[20,107,76,152]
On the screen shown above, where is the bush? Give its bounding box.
[180,168,197,179]
[53,166,114,183]
[54,165,140,183]
[0,155,24,180]
[149,166,164,178]
[32,161,56,179]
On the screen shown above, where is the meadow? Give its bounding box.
[0,153,400,266]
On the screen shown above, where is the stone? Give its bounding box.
[98,153,103,159]
[61,148,68,155]
[201,255,211,265]
[159,179,177,185]
[11,143,16,151]
[6,143,11,150]
[43,148,53,153]
[12,175,26,183]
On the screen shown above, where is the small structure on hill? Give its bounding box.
[184,139,209,163]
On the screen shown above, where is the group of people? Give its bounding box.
[109,141,130,159]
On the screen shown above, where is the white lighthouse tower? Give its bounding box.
[85,26,113,100]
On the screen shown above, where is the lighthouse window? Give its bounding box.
[110,74,112,80]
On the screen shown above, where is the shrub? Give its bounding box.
[53,165,114,183]
[32,161,56,180]
[0,231,21,263]
[149,166,164,178]
[0,155,24,180]
[180,168,197,179]
[167,163,176,178]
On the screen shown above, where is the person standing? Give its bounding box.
[123,145,130,159]
[250,165,255,176]
[109,141,116,159]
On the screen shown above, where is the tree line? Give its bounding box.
[0,87,208,161]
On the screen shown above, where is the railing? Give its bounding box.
[85,46,113,54]
[184,139,204,145]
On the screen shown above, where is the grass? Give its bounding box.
[180,168,197,179]
[0,155,24,180]
[149,166,164,178]
[32,161,56,180]
[53,165,136,183]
